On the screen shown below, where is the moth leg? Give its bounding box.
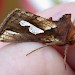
[26,42,60,56]
[64,44,69,69]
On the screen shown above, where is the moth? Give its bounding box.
[0,8,75,66]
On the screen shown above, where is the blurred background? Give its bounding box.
[0,0,75,23]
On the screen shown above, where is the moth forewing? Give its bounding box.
[0,8,72,44]
[0,8,57,33]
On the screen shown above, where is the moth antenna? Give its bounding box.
[64,44,69,70]
[26,45,48,56]
[26,42,58,56]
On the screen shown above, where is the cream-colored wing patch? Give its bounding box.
[0,30,20,41]
[20,20,44,35]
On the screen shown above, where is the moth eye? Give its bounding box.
[69,40,74,44]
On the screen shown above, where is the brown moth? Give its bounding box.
[0,8,75,67]
[1,8,75,44]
